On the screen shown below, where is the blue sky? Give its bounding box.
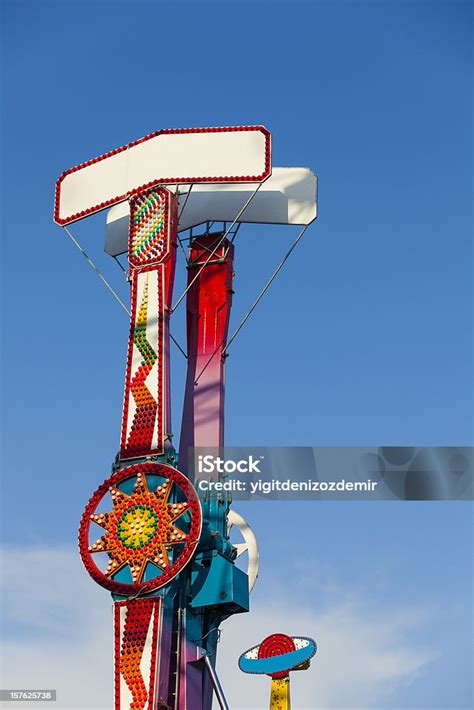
[1,1,472,708]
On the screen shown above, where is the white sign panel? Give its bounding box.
[54,126,271,225]
[105,167,317,257]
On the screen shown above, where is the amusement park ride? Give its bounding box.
[239,634,317,709]
[54,126,317,710]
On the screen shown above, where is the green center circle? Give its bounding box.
[117,504,159,549]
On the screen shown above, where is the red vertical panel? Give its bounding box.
[120,189,177,460]
[179,234,234,476]
[114,598,162,710]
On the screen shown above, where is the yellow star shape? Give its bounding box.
[89,471,190,584]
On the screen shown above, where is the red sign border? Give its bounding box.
[54,125,272,225]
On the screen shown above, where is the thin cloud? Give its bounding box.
[1,547,436,710]
[217,598,436,709]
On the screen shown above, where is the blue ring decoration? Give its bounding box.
[239,637,317,675]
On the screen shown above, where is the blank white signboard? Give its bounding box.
[105,167,317,257]
[54,126,271,225]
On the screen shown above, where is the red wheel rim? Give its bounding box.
[78,463,202,595]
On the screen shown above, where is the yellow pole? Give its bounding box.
[270,676,291,710]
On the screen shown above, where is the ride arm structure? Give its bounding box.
[55,124,317,710]
[58,125,272,710]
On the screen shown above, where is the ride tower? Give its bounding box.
[54,125,317,709]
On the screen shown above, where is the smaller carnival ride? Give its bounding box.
[239,634,317,709]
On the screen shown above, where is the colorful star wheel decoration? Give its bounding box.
[79,463,202,596]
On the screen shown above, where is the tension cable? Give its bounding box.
[223,224,309,355]
[193,224,309,386]
[62,225,188,358]
[63,225,129,315]
[170,182,263,313]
